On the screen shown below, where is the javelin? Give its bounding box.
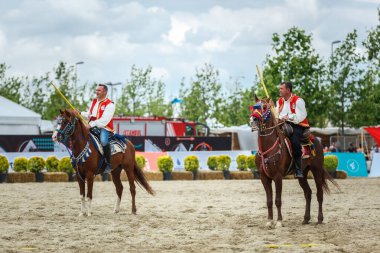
[255,65,277,122]
[50,81,88,126]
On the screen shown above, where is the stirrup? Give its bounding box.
[294,170,303,178]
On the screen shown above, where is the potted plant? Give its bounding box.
[136,155,146,170]
[28,156,46,182]
[324,155,338,178]
[217,155,232,179]
[157,156,174,180]
[207,156,218,171]
[46,156,59,172]
[0,155,9,183]
[184,155,199,180]
[58,157,75,181]
[44,156,68,182]
[247,155,259,179]
[236,154,248,171]
[8,157,35,183]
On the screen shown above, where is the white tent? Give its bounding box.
[0,95,41,135]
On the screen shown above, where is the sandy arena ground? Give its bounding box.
[0,178,380,253]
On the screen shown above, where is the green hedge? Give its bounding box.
[207,156,218,170]
[46,156,59,172]
[324,155,338,172]
[157,156,173,173]
[184,155,199,172]
[217,155,231,171]
[58,157,75,173]
[136,155,146,170]
[13,157,28,172]
[247,155,257,171]
[27,156,45,173]
[0,155,9,173]
[236,154,248,171]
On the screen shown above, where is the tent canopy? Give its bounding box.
[0,95,41,135]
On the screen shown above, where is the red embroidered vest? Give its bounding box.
[89,98,114,132]
[278,95,309,128]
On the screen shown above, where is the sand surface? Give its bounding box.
[1,178,380,253]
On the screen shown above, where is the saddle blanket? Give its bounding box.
[89,133,126,156]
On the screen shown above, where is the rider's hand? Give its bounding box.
[52,131,58,142]
[282,115,289,121]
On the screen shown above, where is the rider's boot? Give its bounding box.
[103,144,112,175]
[294,156,303,178]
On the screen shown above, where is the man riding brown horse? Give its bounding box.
[274,81,309,178]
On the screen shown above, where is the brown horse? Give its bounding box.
[250,97,338,228]
[56,109,155,216]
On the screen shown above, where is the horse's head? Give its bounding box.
[249,95,273,130]
[56,109,78,143]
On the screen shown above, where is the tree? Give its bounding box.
[217,79,256,126]
[0,63,25,104]
[347,9,380,127]
[180,63,222,123]
[44,62,76,119]
[328,30,364,130]
[262,27,328,127]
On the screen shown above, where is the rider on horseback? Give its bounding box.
[80,84,115,175]
[275,82,309,178]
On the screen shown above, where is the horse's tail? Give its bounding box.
[320,167,341,194]
[134,163,155,196]
[313,138,341,194]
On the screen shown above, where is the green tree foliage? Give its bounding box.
[44,62,76,119]
[328,30,364,129]
[116,65,170,117]
[348,10,380,127]
[180,63,222,123]
[217,79,256,126]
[0,63,24,104]
[263,27,328,127]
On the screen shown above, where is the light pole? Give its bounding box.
[106,82,122,101]
[75,61,84,98]
[331,40,342,135]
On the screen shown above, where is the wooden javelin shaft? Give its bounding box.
[50,81,88,126]
[255,65,277,121]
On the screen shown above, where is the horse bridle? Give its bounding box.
[250,100,285,133]
[56,115,77,144]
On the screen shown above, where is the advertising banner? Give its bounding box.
[369,153,380,177]
[326,152,368,177]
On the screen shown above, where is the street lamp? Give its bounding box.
[106,82,122,101]
[331,40,343,135]
[75,61,84,98]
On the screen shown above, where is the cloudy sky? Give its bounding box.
[0,0,379,99]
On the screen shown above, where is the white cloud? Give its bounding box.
[163,16,197,46]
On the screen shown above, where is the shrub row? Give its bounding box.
[0,154,340,174]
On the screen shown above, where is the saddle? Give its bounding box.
[282,123,316,160]
[89,127,127,156]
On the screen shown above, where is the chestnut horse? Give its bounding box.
[56,109,155,216]
[250,97,338,228]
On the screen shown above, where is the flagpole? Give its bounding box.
[50,82,88,126]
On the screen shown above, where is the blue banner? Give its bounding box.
[325,152,368,177]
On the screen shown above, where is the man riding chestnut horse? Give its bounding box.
[274,81,309,178]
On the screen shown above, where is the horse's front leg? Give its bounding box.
[261,176,273,228]
[78,176,87,217]
[274,178,283,228]
[86,174,94,217]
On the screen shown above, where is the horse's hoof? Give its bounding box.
[87,213,92,217]
[275,221,283,228]
[265,221,273,228]
[114,209,120,214]
[78,212,86,217]
[302,220,310,225]
[132,211,137,215]
[317,220,323,225]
